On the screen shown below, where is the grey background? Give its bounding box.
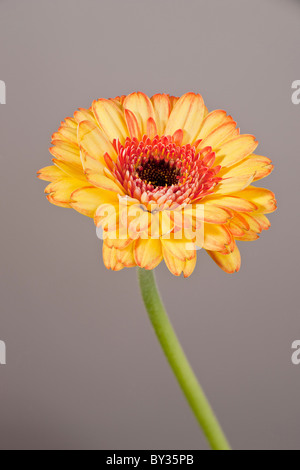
[0,0,299,450]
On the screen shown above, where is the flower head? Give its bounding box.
[38,92,276,277]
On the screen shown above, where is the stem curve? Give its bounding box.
[137,268,231,451]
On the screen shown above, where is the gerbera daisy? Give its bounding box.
[38,92,276,277]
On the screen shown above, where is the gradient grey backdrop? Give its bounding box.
[0,0,299,450]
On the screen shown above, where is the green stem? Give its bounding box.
[137,268,231,451]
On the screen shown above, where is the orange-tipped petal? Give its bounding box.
[164,93,205,144]
[102,243,124,271]
[219,154,274,182]
[183,255,197,278]
[147,117,158,140]
[78,120,117,163]
[116,243,136,268]
[73,107,96,124]
[215,135,258,167]
[85,172,125,194]
[169,95,179,110]
[185,204,232,224]
[239,213,263,233]
[161,238,196,262]
[123,92,155,136]
[134,238,163,269]
[92,98,129,144]
[44,178,88,206]
[124,108,142,140]
[207,244,241,273]
[235,231,260,241]
[37,165,65,182]
[197,120,237,150]
[197,110,232,140]
[172,129,184,146]
[202,195,258,212]
[232,186,277,214]
[49,140,81,166]
[151,94,171,135]
[214,174,255,195]
[71,186,118,218]
[162,248,185,276]
[52,159,85,180]
[201,224,234,252]
[252,213,271,230]
[52,125,78,145]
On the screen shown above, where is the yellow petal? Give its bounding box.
[103,227,133,249]
[134,238,163,269]
[183,255,197,278]
[45,178,88,206]
[116,243,136,267]
[229,213,250,231]
[207,244,241,273]
[73,107,96,124]
[37,165,65,182]
[203,205,232,223]
[162,248,185,276]
[162,247,197,277]
[201,224,234,252]
[61,117,78,129]
[123,92,155,136]
[146,117,158,140]
[164,93,205,144]
[52,123,78,144]
[202,195,257,212]
[80,148,105,175]
[197,120,237,150]
[228,220,246,238]
[185,204,232,224]
[53,159,86,180]
[239,213,262,233]
[169,95,179,110]
[92,98,129,144]
[70,186,118,218]
[197,110,232,140]
[234,231,259,241]
[252,214,271,230]
[124,109,142,140]
[112,95,126,106]
[151,94,171,136]
[85,172,125,194]
[215,135,258,167]
[231,186,277,214]
[78,120,117,163]
[214,174,254,195]
[219,154,273,181]
[102,243,124,271]
[161,238,196,261]
[50,140,81,166]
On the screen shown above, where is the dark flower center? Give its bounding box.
[112,135,222,206]
[137,158,180,188]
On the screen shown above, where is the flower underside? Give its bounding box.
[38,92,277,276]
